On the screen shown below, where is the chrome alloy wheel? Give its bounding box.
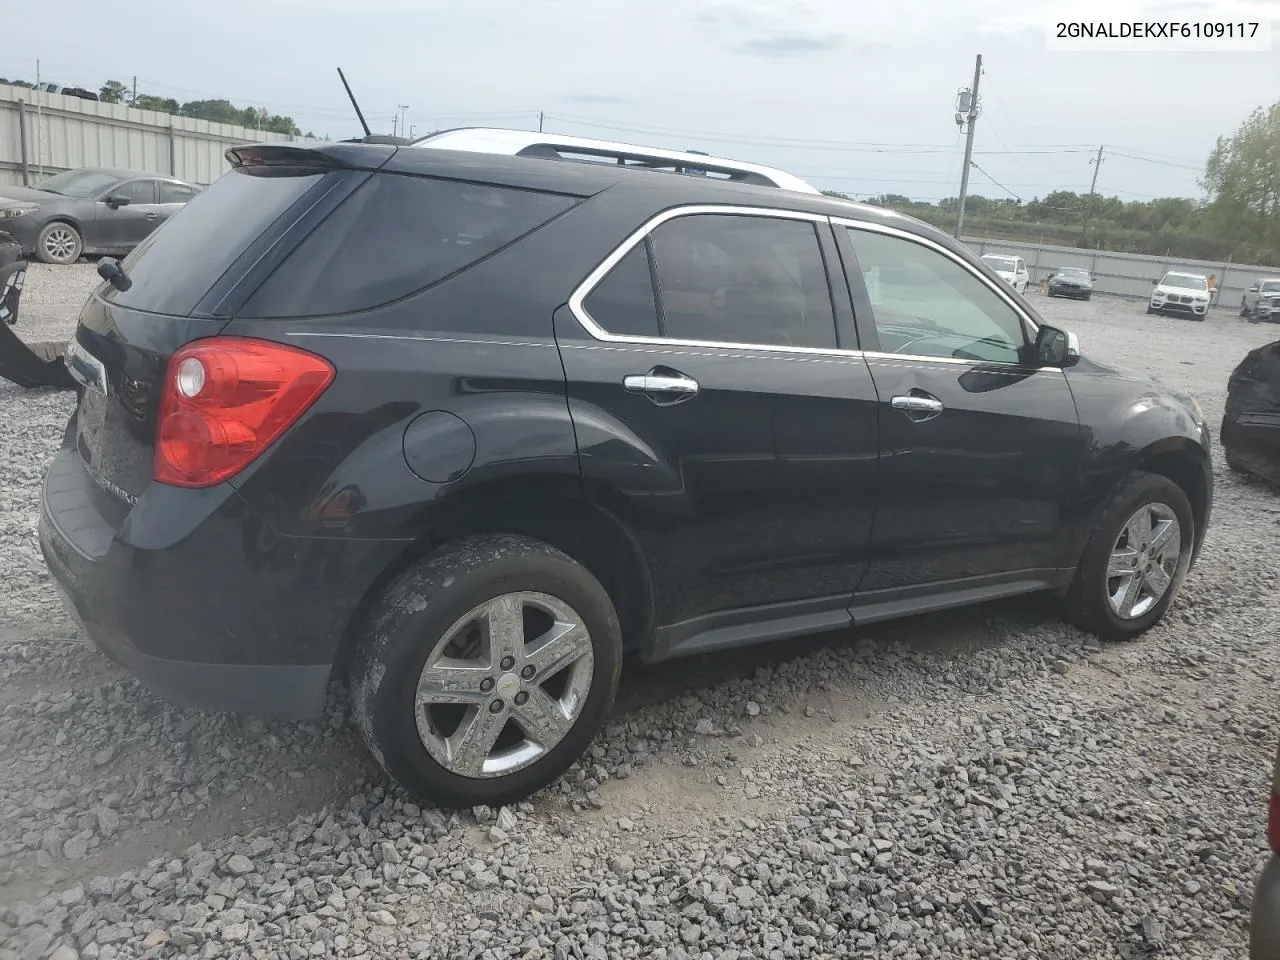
[1106,502,1182,620]
[414,592,594,778]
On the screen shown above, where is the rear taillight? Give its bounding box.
[154,337,334,488]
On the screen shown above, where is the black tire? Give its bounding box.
[1059,471,1195,642]
[1084,294,1092,301]
[33,222,83,265]
[1146,304,1155,315]
[1240,299,1249,318]
[350,533,622,808]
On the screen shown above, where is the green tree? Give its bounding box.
[133,94,180,114]
[99,80,129,104]
[1202,102,1280,253]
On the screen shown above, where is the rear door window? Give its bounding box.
[581,243,661,338]
[108,168,327,316]
[242,174,578,318]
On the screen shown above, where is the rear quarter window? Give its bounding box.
[108,168,326,316]
[241,173,578,318]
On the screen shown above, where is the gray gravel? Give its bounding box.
[1,272,1277,959]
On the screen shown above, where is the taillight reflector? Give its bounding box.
[154,337,334,488]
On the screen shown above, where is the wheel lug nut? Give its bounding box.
[514,692,529,706]
[521,665,535,680]
[489,699,504,714]
[480,678,495,693]
[500,656,515,670]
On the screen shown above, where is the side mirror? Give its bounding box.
[1249,286,1259,293]
[104,195,131,208]
[1035,325,1080,368]
[1151,279,1158,284]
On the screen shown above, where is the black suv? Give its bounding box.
[40,140,1213,807]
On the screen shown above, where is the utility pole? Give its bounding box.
[131,75,137,105]
[398,105,409,138]
[34,60,43,178]
[538,111,544,132]
[1082,145,1105,246]
[953,53,983,240]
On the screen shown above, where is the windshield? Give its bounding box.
[1057,268,1090,280]
[1261,280,1280,293]
[983,256,1017,272]
[36,169,125,199]
[1162,274,1207,291]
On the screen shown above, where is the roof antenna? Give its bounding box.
[337,67,372,138]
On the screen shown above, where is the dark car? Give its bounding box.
[1251,739,1280,959]
[1046,266,1094,300]
[0,167,200,265]
[39,138,1213,808]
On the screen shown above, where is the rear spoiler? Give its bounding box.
[225,142,398,173]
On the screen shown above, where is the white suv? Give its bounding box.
[980,254,1029,293]
[1148,271,1210,320]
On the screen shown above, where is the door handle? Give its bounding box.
[623,369,699,404]
[891,392,944,421]
[144,213,160,220]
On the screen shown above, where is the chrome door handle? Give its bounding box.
[623,372,699,397]
[891,393,944,420]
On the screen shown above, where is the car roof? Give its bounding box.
[409,127,820,195]
[1164,271,1206,279]
[233,139,971,259]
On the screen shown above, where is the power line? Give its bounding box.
[969,160,1023,202]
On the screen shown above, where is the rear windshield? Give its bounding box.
[983,256,1017,271]
[242,173,577,318]
[106,168,325,315]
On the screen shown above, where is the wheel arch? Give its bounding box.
[34,216,86,258]
[330,482,656,682]
[1134,440,1212,563]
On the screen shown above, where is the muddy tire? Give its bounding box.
[350,534,622,808]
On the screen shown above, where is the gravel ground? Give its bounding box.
[1,267,1278,960]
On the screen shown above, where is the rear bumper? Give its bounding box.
[39,445,403,719]
[1252,855,1280,960]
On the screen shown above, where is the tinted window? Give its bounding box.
[649,214,837,349]
[582,243,660,337]
[112,180,156,204]
[159,182,196,204]
[109,168,324,316]
[245,174,576,319]
[846,228,1027,364]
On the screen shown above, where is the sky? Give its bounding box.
[5,0,1279,205]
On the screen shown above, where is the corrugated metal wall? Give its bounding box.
[962,236,1278,308]
[0,83,318,188]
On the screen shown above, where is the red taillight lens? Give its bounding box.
[154,337,334,488]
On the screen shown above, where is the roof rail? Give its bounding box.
[409,127,819,194]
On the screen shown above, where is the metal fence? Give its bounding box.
[0,83,317,188]
[963,235,1279,309]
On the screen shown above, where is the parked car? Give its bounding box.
[1251,738,1280,959]
[40,130,1212,807]
[1046,266,1094,300]
[1242,278,1280,323]
[980,253,1029,293]
[0,167,200,265]
[1222,339,1280,485]
[1148,271,1211,320]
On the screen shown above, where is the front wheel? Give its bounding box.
[1059,471,1194,641]
[1146,304,1156,315]
[1241,299,1249,318]
[350,533,622,808]
[34,222,83,265]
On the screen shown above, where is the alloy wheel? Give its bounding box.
[413,591,594,778]
[1106,502,1181,620]
[43,227,78,264]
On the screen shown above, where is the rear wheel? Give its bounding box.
[1241,298,1249,317]
[350,534,622,807]
[34,222,82,265]
[1059,471,1194,641]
